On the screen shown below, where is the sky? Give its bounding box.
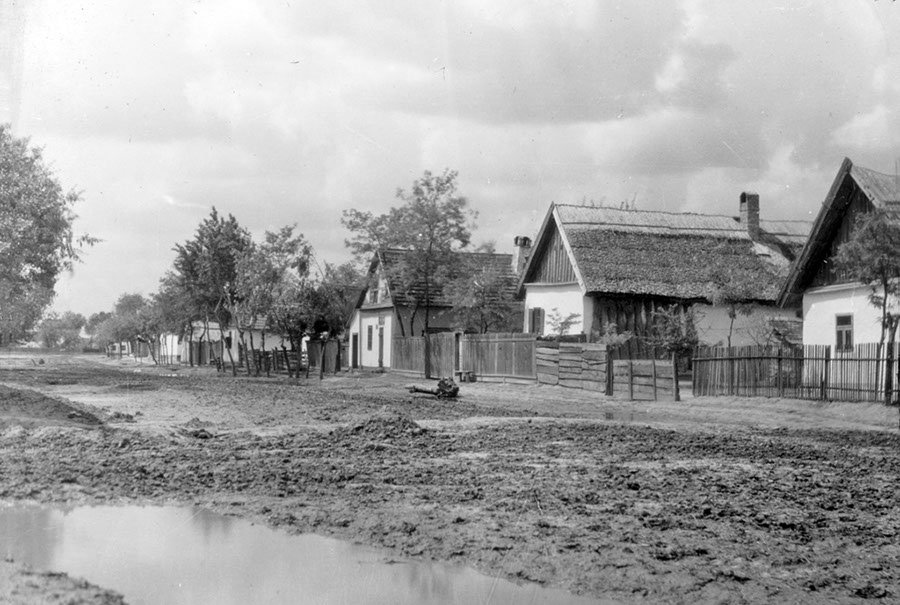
[3,0,900,317]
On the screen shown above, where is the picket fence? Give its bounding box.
[692,343,900,402]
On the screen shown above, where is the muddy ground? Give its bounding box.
[1,353,899,604]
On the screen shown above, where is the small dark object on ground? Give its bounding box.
[407,377,459,398]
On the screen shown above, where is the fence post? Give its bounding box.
[821,345,831,400]
[777,348,784,398]
[606,350,614,396]
[628,359,634,400]
[651,357,658,401]
[672,352,680,402]
[885,341,895,406]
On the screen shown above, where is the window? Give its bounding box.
[367,288,379,304]
[836,315,853,352]
[367,325,373,351]
[529,307,545,335]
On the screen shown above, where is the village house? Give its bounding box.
[778,158,900,350]
[348,248,520,369]
[517,196,810,355]
[174,319,291,366]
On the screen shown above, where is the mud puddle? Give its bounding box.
[0,503,610,605]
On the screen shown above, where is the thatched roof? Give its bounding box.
[779,158,900,306]
[369,248,516,308]
[521,203,809,303]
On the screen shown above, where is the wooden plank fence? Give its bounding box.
[693,344,900,402]
[391,336,427,376]
[611,359,678,401]
[390,333,678,400]
[460,333,537,383]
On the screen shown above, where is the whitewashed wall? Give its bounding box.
[692,303,799,347]
[523,283,590,335]
[802,283,886,348]
[350,309,393,368]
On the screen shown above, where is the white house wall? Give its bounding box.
[802,283,885,348]
[693,304,798,347]
[350,309,393,368]
[523,283,590,335]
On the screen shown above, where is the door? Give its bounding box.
[351,334,359,369]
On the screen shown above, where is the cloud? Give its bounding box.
[13,0,900,318]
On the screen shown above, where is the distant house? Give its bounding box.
[779,158,900,350]
[347,248,520,369]
[178,319,291,366]
[517,195,810,354]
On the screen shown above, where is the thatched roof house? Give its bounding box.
[517,196,809,351]
[778,158,900,349]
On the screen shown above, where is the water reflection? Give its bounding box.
[0,504,608,605]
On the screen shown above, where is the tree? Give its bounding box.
[835,207,900,404]
[172,208,251,374]
[708,270,756,348]
[644,305,698,357]
[446,246,519,333]
[85,311,112,349]
[231,226,313,376]
[0,125,95,344]
[342,169,476,337]
[35,311,86,350]
[545,308,581,339]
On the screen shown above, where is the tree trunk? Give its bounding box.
[248,331,259,376]
[319,340,326,380]
[262,331,270,377]
[225,335,237,377]
[187,325,195,367]
[240,331,252,375]
[281,344,293,378]
[395,307,406,337]
[887,317,898,405]
[147,337,159,365]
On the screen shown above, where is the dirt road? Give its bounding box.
[1,354,899,603]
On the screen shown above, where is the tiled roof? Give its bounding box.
[376,249,516,308]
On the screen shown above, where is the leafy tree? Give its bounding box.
[644,305,698,357]
[545,308,581,339]
[111,293,149,358]
[446,247,519,333]
[35,311,86,350]
[835,207,900,403]
[0,125,95,344]
[342,169,476,337]
[593,322,633,347]
[172,208,251,373]
[230,226,313,376]
[85,311,112,349]
[708,270,756,348]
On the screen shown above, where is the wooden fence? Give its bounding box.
[390,333,678,400]
[611,358,679,401]
[535,341,678,400]
[693,344,900,402]
[460,333,537,383]
[306,339,345,374]
[391,333,457,378]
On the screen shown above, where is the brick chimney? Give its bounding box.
[512,235,532,274]
[740,192,760,240]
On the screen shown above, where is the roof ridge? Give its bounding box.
[553,202,738,220]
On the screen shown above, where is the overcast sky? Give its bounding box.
[4,0,900,317]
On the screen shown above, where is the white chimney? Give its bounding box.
[512,236,532,274]
[740,192,760,240]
